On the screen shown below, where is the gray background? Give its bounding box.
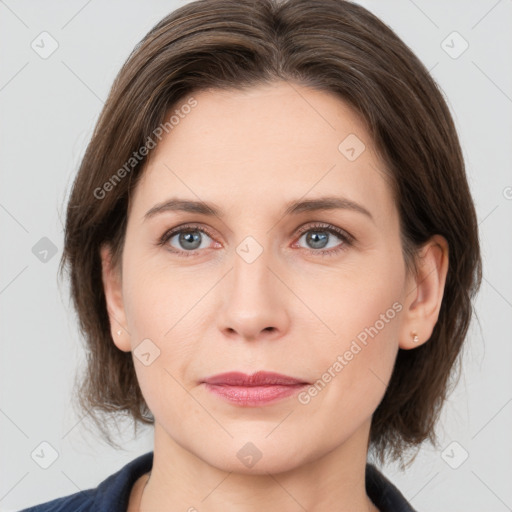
[1,0,511,510]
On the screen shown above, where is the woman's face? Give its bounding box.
[104,81,422,473]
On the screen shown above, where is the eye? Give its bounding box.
[294,223,354,256]
[158,224,218,257]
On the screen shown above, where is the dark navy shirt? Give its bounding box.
[19,451,417,511]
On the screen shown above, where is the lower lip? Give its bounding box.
[203,383,308,407]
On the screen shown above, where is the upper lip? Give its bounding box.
[203,371,308,386]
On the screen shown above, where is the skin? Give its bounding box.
[101,81,449,512]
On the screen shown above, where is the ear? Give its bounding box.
[100,243,131,352]
[399,234,449,350]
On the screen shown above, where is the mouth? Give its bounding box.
[202,371,310,407]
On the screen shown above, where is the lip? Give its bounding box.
[202,371,309,407]
[203,371,308,386]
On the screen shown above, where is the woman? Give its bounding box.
[20,0,482,510]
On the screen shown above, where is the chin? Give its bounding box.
[195,437,311,476]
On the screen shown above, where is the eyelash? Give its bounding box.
[157,222,355,258]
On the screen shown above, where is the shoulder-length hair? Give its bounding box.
[59,0,482,467]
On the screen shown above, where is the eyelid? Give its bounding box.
[294,222,355,243]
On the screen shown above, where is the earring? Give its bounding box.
[411,331,419,343]
[117,329,122,336]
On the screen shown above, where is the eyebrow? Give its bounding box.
[143,196,374,222]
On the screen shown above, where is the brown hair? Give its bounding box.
[59,0,482,467]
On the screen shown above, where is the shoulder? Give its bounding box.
[366,463,418,512]
[18,452,154,512]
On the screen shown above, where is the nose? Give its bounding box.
[216,246,290,342]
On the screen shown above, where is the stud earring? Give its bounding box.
[411,331,419,343]
[117,329,122,336]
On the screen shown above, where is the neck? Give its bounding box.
[135,420,379,512]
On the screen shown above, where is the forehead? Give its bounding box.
[129,81,396,223]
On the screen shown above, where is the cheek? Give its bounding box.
[297,254,404,411]
[295,296,401,443]
[122,248,207,340]
[120,251,213,408]
[303,254,404,353]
